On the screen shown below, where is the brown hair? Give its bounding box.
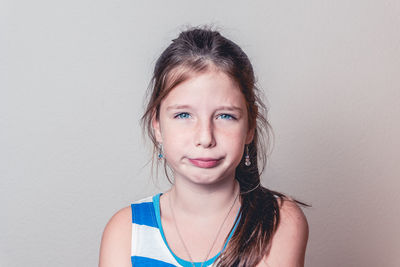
[141,26,285,266]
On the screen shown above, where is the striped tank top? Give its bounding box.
[131,193,240,266]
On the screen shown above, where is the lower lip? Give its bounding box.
[189,159,221,168]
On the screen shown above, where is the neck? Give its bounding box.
[166,177,240,218]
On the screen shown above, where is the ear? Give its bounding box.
[152,112,163,143]
[245,126,255,145]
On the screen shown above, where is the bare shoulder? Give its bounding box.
[99,206,132,267]
[277,198,308,236]
[259,198,309,267]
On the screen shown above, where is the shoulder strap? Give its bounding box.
[130,195,180,266]
[131,201,158,227]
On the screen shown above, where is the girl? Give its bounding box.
[99,27,308,267]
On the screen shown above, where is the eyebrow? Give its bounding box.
[166,104,243,113]
[166,105,192,111]
[215,105,243,113]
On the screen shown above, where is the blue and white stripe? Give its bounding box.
[131,194,240,267]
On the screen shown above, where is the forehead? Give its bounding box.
[161,70,246,108]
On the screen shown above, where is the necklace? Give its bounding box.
[168,186,240,267]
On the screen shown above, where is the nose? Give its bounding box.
[195,119,216,148]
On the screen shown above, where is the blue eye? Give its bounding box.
[175,112,191,119]
[218,114,235,120]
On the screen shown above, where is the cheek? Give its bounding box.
[163,126,190,140]
[161,129,189,154]
[216,130,246,157]
[217,123,249,141]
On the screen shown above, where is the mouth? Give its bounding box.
[188,158,222,168]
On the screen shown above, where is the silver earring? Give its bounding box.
[245,145,251,166]
[158,143,163,160]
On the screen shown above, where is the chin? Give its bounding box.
[188,171,233,186]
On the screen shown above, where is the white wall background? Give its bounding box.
[1,0,399,266]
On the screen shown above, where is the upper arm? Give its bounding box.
[99,206,132,267]
[260,199,309,267]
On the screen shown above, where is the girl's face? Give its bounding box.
[153,69,254,186]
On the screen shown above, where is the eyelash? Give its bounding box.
[173,113,236,120]
[174,112,191,119]
[217,114,236,120]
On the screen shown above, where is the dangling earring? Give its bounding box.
[158,143,163,160]
[245,145,251,166]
